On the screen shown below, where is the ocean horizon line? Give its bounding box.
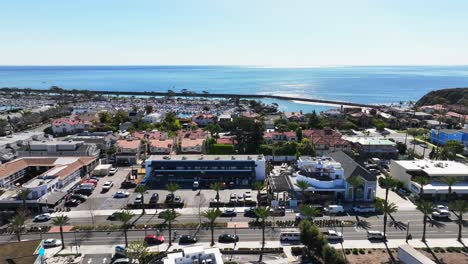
[1,64,468,68]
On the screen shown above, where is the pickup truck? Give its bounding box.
[323,230,343,241]
[352,205,376,213]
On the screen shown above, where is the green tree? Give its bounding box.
[346,176,364,206]
[299,220,327,257]
[297,138,316,156]
[252,181,265,207]
[416,200,433,242]
[159,210,180,247]
[441,176,459,199]
[439,140,464,160]
[52,215,70,250]
[127,240,149,264]
[135,185,148,214]
[255,207,270,261]
[306,111,320,129]
[414,176,430,196]
[299,204,320,221]
[295,180,309,202]
[202,209,222,246]
[17,189,31,211]
[204,123,221,138]
[8,213,25,242]
[116,210,135,247]
[210,182,223,211]
[288,121,300,131]
[407,128,420,151]
[99,112,113,123]
[144,105,153,114]
[296,127,303,142]
[322,245,345,264]
[376,200,398,238]
[449,200,468,241]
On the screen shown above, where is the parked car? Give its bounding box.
[108,211,123,221]
[279,231,301,242]
[109,167,118,175]
[144,234,164,245]
[193,181,199,189]
[165,193,174,203]
[114,191,130,198]
[43,239,62,248]
[367,230,385,240]
[33,213,51,222]
[65,199,81,207]
[270,207,286,217]
[84,179,98,186]
[352,205,376,213]
[134,193,143,205]
[229,193,237,203]
[173,195,182,203]
[218,234,239,243]
[112,258,131,264]
[433,205,449,211]
[222,208,237,217]
[324,205,345,214]
[244,191,252,202]
[237,195,244,203]
[102,181,113,192]
[121,180,136,189]
[90,177,100,181]
[228,181,235,189]
[70,194,87,202]
[323,230,343,241]
[149,193,159,204]
[244,207,257,217]
[179,235,197,244]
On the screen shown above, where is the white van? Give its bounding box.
[280,231,301,242]
[324,205,345,214]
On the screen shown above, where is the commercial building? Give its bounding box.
[349,137,398,159]
[145,154,266,187]
[17,140,100,157]
[430,128,468,146]
[67,131,115,151]
[289,151,376,202]
[0,131,45,162]
[390,159,468,198]
[163,246,223,264]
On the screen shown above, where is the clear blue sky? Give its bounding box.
[2,0,468,66]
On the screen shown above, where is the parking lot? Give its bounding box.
[67,166,258,211]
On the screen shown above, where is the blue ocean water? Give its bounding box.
[1,65,468,112]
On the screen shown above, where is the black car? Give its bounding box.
[179,235,197,244]
[121,180,137,189]
[218,234,239,243]
[222,209,237,217]
[244,208,257,218]
[150,193,159,203]
[65,199,80,207]
[108,212,123,221]
[70,194,87,202]
[165,193,174,203]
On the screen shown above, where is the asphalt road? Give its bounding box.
[11,211,465,245]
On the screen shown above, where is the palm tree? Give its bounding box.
[255,207,270,262]
[8,213,25,242]
[253,181,265,207]
[17,189,31,211]
[376,200,398,238]
[441,176,458,199]
[159,209,180,247]
[414,176,430,197]
[346,176,364,206]
[166,183,180,211]
[295,180,310,203]
[299,204,320,222]
[416,200,433,242]
[134,185,148,214]
[52,215,70,250]
[449,200,468,241]
[210,182,223,211]
[379,176,397,205]
[202,209,222,246]
[116,210,135,247]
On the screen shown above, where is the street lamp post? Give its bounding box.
[38,227,42,241]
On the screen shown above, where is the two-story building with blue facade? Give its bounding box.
[430,129,468,146]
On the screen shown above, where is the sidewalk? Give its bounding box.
[49,238,468,257]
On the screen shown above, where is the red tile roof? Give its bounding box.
[52,118,84,126]
[117,139,141,149]
[303,129,349,147]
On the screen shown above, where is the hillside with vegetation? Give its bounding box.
[416,88,468,106]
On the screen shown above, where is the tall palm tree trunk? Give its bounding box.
[216,191,220,211]
[210,222,215,246]
[16,231,21,242]
[141,195,145,214]
[383,187,389,237]
[422,215,427,242]
[124,227,128,247]
[60,226,65,249]
[458,214,463,241]
[168,221,172,247]
[260,219,265,262]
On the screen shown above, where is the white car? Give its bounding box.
[102,181,114,192]
[33,213,51,222]
[323,230,343,240]
[433,205,449,211]
[367,230,385,240]
[43,239,62,248]
[193,181,199,189]
[432,209,451,219]
[229,193,237,203]
[109,168,118,175]
[114,191,130,198]
[244,192,252,202]
[324,205,345,214]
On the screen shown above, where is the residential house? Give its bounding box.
[191,114,217,126]
[51,118,90,135]
[430,128,468,146]
[263,131,298,144]
[115,139,142,165]
[284,111,305,122]
[303,128,351,156]
[149,138,175,154]
[142,112,165,124]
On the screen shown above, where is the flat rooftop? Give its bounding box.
[147,154,265,161]
[394,159,468,176]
